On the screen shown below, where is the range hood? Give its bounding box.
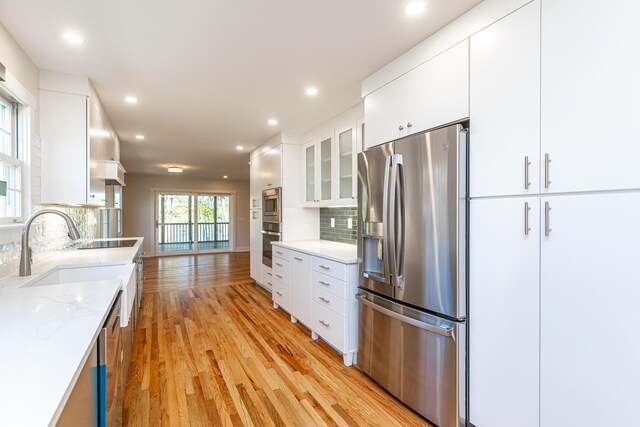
[101,160,126,186]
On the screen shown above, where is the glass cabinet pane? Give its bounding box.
[320,137,332,200]
[305,145,315,202]
[338,129,353,199]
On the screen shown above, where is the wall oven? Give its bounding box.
[261,221,281,267]
[262,188,281,223]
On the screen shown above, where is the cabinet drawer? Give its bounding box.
[312,302,346,352]
[272,279,289,310]
[312,271,347,299]
[262,266,273,287]
[312,286,346,317]
[273,246,289,261]
[312,257,347,281]
[272,259,289,284]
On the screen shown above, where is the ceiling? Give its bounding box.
[0,0,482,180]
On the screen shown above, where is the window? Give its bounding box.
[0,93,22,221]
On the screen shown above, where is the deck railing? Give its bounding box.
[159,222,229,244]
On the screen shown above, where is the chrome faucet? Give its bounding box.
[19,209,82,276]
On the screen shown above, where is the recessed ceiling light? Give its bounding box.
[268,119,278,126]
[168,167,183,173]
[405,1,426,15]
[62,32,85,45]
[306,87,319,96]
[89,129,110,138]
[236,145,243,150]
[135,134,145,140]
[124,96,138,104]
[223,175,228,179]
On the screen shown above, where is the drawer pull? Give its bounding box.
[276,262,283,267]
[319,320,330,327]
[318,280,330,286]
[276,291,282,296]
[276,274,283,279]
[267,282,272,286]
[276,251,283,255]
[319,265,330,270]
[319,297,330,303]
[294,257,303,261]
[266,272,272,276]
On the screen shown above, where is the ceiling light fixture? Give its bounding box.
[135,134,145,140]
[124,96,138,104]
[405,1,426,15]
[268,119,278,126]
[306,87,319,96]
[223,175,228,179]
[62,32,85,45]
[236,145,243,150]
[168,167,183,173]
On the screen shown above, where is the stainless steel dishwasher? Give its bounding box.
[99,291,124,427]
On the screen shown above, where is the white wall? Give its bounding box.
[122,173,250,256]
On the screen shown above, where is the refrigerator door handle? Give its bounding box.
[356,294,453,337]
[382,155,392,284]
[387,154,405,289]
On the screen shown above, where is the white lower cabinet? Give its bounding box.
[261,266,273,292]
[540,192,640,426]
[271,244,358,365]
[471,192,640,427]
[470,197,540,427]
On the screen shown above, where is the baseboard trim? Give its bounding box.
[235,247,250,252]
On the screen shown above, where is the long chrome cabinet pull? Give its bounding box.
[524,156,531,190]
[544,153,551,189]
[545,201,552,236]
[524,202,531,236]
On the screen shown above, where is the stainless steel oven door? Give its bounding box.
[262,188,281,223]
[261,230,280,267]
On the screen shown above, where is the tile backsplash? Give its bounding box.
[320,207,357,245]
[0,206,100,278]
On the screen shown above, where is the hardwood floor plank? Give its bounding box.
[123,252,432,426]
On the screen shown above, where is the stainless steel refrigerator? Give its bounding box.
[356,123,467,427]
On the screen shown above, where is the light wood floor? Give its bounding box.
[124,252,432,426]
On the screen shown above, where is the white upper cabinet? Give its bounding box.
[249,153,262,209]
[260,145,282,189]
[470,197,540,427]
[336,125,357,202]
[540,192,640,426]
[319,134,333,202]
[541,0,640,193]
[364,40,469,149]
[364,76,407,149]
[304,138,319,206]
[470,2,540,198]
[406,40,469,135]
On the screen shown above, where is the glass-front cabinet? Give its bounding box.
[302,119,362,207]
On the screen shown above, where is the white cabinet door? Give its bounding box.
[541,0,640,193]
[249,209,262,283]
[470,2,540,197]
[289,252,312,326]
[540,192,640,426]
[318,134,333,203]
[261,145,282,189]
[406,40,469,136]
[249,154,262,209]
[303,139,319,206]
[470,197,540,427]
[363,75,407,149]
[335,125,357,203]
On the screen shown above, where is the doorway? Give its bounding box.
[155,192,233,255]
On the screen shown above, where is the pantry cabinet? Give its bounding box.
[541,0,640,194]
[540,192,640,426]
[469,197,540,427]
[249,154,262,209]
[469,1,540,198]
[364,40,469,149]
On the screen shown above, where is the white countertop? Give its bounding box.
[272,240,358,264]
[0,237,143,426]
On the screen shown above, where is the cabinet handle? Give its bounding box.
[319,265,330,270]
[267,282,272,286]
[266,272,272,276]
[524,202,531,236]
[276,262,283,267]
[406,122,412,128]
[294,257,303,261]
[544,153,551,189]
[276,274,283,279]
[276,291,282,296]
[524,156,531,190]
[318,280,330,286]
[545,201,552,236]
[319,297,330,303]
[398,125,404,131]
[319,320,330,327]
[276,250,283,254]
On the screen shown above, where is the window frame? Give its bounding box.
[0,91,24,223]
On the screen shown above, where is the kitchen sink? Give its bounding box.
[22,264,127,288]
